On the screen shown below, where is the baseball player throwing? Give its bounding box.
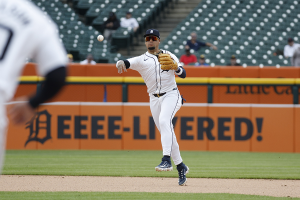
[116,29,189,186]
[0,0,67,173]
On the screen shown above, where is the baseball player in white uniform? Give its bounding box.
[116,29,189,186]
[0,0,67,173]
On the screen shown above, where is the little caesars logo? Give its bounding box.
[25,110,51,147]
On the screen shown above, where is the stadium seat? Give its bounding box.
[29,0,168,62]
[31,0,300,66]
[161,0,300,66]
[29,0,125,62]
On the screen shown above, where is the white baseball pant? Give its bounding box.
[0,102,7,174]
[150,89,183,165]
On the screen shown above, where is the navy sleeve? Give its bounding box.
[186,40,191,45]
[29,66,66,108]
[176,67,186,78]
[198,41,207,47]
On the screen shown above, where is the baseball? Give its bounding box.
[97,35,104,42]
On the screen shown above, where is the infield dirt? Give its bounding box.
[0,175,299,198]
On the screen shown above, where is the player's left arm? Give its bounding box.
[30,22,67,108]
[28,67,66,108]
[9,66,67,125]
[169,52,186,78]
[9,22,67,125]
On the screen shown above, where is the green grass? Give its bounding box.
[0,192,298,200]
[3,150,300,179]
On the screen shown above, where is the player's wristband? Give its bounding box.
[175,67,182,74]
[175,67,186,78]
[123,60,130,69]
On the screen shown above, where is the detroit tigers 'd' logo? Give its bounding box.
[25,110,51,147]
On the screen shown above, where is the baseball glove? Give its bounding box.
[158,53,178,71]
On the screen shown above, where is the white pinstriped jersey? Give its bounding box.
[127,50,183,95]
[0,0,67,102]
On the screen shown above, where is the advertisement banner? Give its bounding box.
[6,103,300,152]
[250,105,294,152]
[294,107,300,153]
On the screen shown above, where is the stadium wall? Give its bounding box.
[6,102,300,152]
[9,64,299,152]
[17,63,300,104]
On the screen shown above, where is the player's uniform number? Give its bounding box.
[0,24,13,61]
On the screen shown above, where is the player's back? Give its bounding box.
[0,0,66,102]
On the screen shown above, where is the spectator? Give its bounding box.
[120,12,139,32]
[185,32,217,51]
[67,54,73,63]
[195,54,209,67]
[227,55,241,66]
[80,54,96,65]
[180,47,197,65]
[293,46,300,67]
[103,12,120,42]
[284,38,300,65]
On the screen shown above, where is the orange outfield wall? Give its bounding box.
[21,63,300,77]
[6,103,300,152]
[16,63,300,104]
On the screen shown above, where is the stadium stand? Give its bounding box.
[29,0,300,67]
[29,0,116,62]
[28,0,167,62]
[88,0,168,55]
[74,0,168,56]
[161,0,300,67]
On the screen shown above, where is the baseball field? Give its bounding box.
[0,150,300,199]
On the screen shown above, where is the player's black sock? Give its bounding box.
[176,162,185,170]
[162,155,170,162]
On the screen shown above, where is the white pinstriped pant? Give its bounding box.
[150,89,183,165]
[0,102,7,174]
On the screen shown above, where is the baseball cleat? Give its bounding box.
[155,160,173,171]
[177,164,189,186]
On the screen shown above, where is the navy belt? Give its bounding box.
[153,88,177,98]
[153,92,166,97]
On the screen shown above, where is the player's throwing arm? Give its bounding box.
[116,60,127,74]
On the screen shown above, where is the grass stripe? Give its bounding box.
[3,150,300,179]
[0,192,298,200]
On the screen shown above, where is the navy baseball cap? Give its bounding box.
[144,29,160,39]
